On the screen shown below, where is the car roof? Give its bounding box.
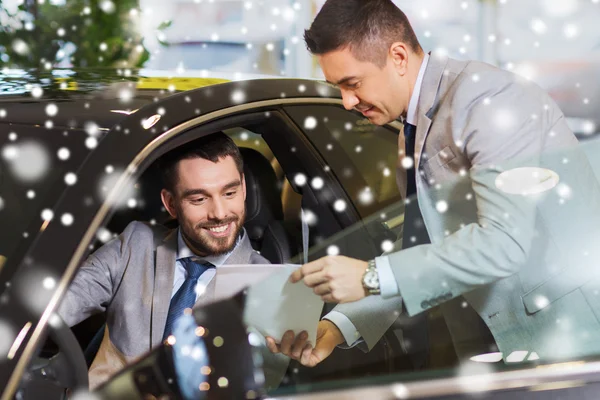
[0,67,296,97]
[0,68,325,130]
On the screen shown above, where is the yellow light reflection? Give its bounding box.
[8,322,32,359]
[201,366,212,375]
[195,326,206,337]
[40,219,50,232]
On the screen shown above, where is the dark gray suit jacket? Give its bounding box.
[58,221,268,388]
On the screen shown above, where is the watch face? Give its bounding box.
[363,270,379,289]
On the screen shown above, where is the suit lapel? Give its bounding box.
[223,229,254,265]
[414,53,449,173]
[151,228,178,347]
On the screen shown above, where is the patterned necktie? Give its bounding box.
[403,122,417,197]
[163,257,213,340]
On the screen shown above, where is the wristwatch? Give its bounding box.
[362,259,381,295]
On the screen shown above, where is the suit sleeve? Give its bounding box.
[327,294,403,351]
[57,221,141,327]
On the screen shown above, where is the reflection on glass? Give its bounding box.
[8,322,32,360]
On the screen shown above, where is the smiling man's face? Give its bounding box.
[161,155,246,256]
[319,46,412,125]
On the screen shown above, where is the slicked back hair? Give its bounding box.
[304,0,423,68]
[157,132,244,194]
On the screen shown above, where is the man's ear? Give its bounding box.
[389,42,409,75]
[160,189,178,219]
[241,173,247,201]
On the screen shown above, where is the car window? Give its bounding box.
[284,105,401,219]
[225,127,278,172]
[225,126,304,255]
[0,127,90,283]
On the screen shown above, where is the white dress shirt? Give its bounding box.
[324,53,430,346]
[171,228,240,299]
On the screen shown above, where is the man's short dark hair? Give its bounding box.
[157,132,243,193]
[304,0,422,68]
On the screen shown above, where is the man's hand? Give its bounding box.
[265,320,344,367]
[289,255,368,303]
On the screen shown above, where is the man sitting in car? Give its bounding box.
[58,132,269,388]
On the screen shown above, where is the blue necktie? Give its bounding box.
[404,123,417,197]
[163,257,213,340]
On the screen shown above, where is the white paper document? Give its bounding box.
[214,264,286,302]
[216,264,324,346]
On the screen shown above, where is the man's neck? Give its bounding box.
[181,233,208,258]
[404,51,428,124]
[408,52,425,97]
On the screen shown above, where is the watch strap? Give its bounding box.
[362,259,381,295]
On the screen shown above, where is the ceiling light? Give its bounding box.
[495,167,559,195]
[470,352,503,363]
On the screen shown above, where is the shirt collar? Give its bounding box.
[176,227,242,267]
[406,53,430,126]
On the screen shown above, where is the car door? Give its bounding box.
[0,78,399,398]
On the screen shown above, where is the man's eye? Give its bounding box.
[191,198,206,203]
[224,191,236,197]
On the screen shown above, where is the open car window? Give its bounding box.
[284,105,402,220]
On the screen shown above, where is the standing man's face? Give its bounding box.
[161,156,246,257]
[318,45,414,125]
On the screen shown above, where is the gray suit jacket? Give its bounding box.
[58,221,269,388]
[335,53,600,363]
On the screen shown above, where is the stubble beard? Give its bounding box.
[180,210,245,257]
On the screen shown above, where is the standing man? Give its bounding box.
[59,133,270,388]
[269,0,600,367]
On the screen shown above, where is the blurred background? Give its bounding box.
[1,0,599,133]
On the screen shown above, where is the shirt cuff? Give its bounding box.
[376,256,401,298]
[322,311,362,348]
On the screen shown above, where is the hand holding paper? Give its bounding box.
[289,255,369,303]
[243,265,324,345]
[216,264,342,367]
[265,320,345,367]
